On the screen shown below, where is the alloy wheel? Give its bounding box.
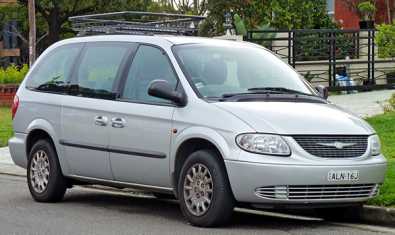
[183,163,213,216]
[30,150,50,193]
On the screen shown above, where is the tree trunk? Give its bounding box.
[46,9,61,46]
[193,0,198,14]
[28,0,36,66]
[393,0,395,21]
[385,0,391,23]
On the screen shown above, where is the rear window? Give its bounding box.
[26,44,82,93]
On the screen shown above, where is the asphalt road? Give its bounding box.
[0,174,393,235]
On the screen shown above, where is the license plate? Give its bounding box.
[328,170,360,182]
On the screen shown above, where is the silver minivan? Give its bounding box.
[9,35,387,227]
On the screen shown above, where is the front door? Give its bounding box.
[108,45,179,187]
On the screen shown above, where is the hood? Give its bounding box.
[214,102,374,135]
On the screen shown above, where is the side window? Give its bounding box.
[26,44,81,93]
[122,45,178,103]
[76,43,130,99]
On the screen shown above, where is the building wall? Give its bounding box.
[375,0,394,24]
[335,0,360,29]
[334,0,394,29]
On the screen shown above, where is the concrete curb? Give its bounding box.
[0,164,25,177]
[361,206,395,227]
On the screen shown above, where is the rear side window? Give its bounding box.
[122,45,178,103]
[26,44,81,93]
[75,43,130,99]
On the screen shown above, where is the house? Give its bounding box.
[327,0,394,29]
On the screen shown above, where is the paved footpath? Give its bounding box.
[328,90,394,118]
[0,147,25,176]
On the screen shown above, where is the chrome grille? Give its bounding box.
[255,184,379,200]
[292,135,368,158]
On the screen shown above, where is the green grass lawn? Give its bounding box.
[0,106,13,147]
[366,112,395,207]
[0,105,394,206]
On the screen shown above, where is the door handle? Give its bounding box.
[94,116,108,126]
[111,117,126,128]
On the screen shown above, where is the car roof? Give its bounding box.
[162,36,251,46]
[53,34,260,49]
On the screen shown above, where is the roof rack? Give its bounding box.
[69,11,206,36]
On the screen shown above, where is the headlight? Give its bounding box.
[236,133,291,156]
[370,135,381,156]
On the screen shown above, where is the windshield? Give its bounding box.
[173,44,315,99]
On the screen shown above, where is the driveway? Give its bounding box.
[328,90,394,117]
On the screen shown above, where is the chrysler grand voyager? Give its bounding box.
[9,35,387,227]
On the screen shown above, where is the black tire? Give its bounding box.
[315,205,363,222]
[27,139,67,202]
[178,149,235,227]
[153,192,176,200]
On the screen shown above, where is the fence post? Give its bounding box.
[367,30,371,84]
[292,31,296,68]
[356,32,360,58]
[371,29,375,85]
[332,31,337,87]
[288,31,292,65]
[328,32,332,87]
[332,31,337,86]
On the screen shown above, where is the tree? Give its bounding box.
[0,0,169,61]
[18,0,153,45]
[0,0,340,60]
[199,0,252,36]
[0,1,156,50]
[267,0,335,29]
[172,0,208,15]
[199,0,336,36]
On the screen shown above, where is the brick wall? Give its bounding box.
[334,0,394,29]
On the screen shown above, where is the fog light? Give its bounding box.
[274,186,288,199]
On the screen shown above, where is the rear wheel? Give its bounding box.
[178,149,235,227]
[27,139,67,202]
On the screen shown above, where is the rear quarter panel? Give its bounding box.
[12,86,71,174]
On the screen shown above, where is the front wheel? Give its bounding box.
[178,149,235,227]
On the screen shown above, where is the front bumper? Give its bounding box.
[225,155,387,206]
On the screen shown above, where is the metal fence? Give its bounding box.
[245,29,395,91]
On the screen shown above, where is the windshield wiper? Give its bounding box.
[247,87,316,97]
[221,87,315,99]
[221,90,282,99]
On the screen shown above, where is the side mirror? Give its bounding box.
[148,80,187,107]
[315,85,329,100]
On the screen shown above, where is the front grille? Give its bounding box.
[292,135,368,158]
[255,184,379,200]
